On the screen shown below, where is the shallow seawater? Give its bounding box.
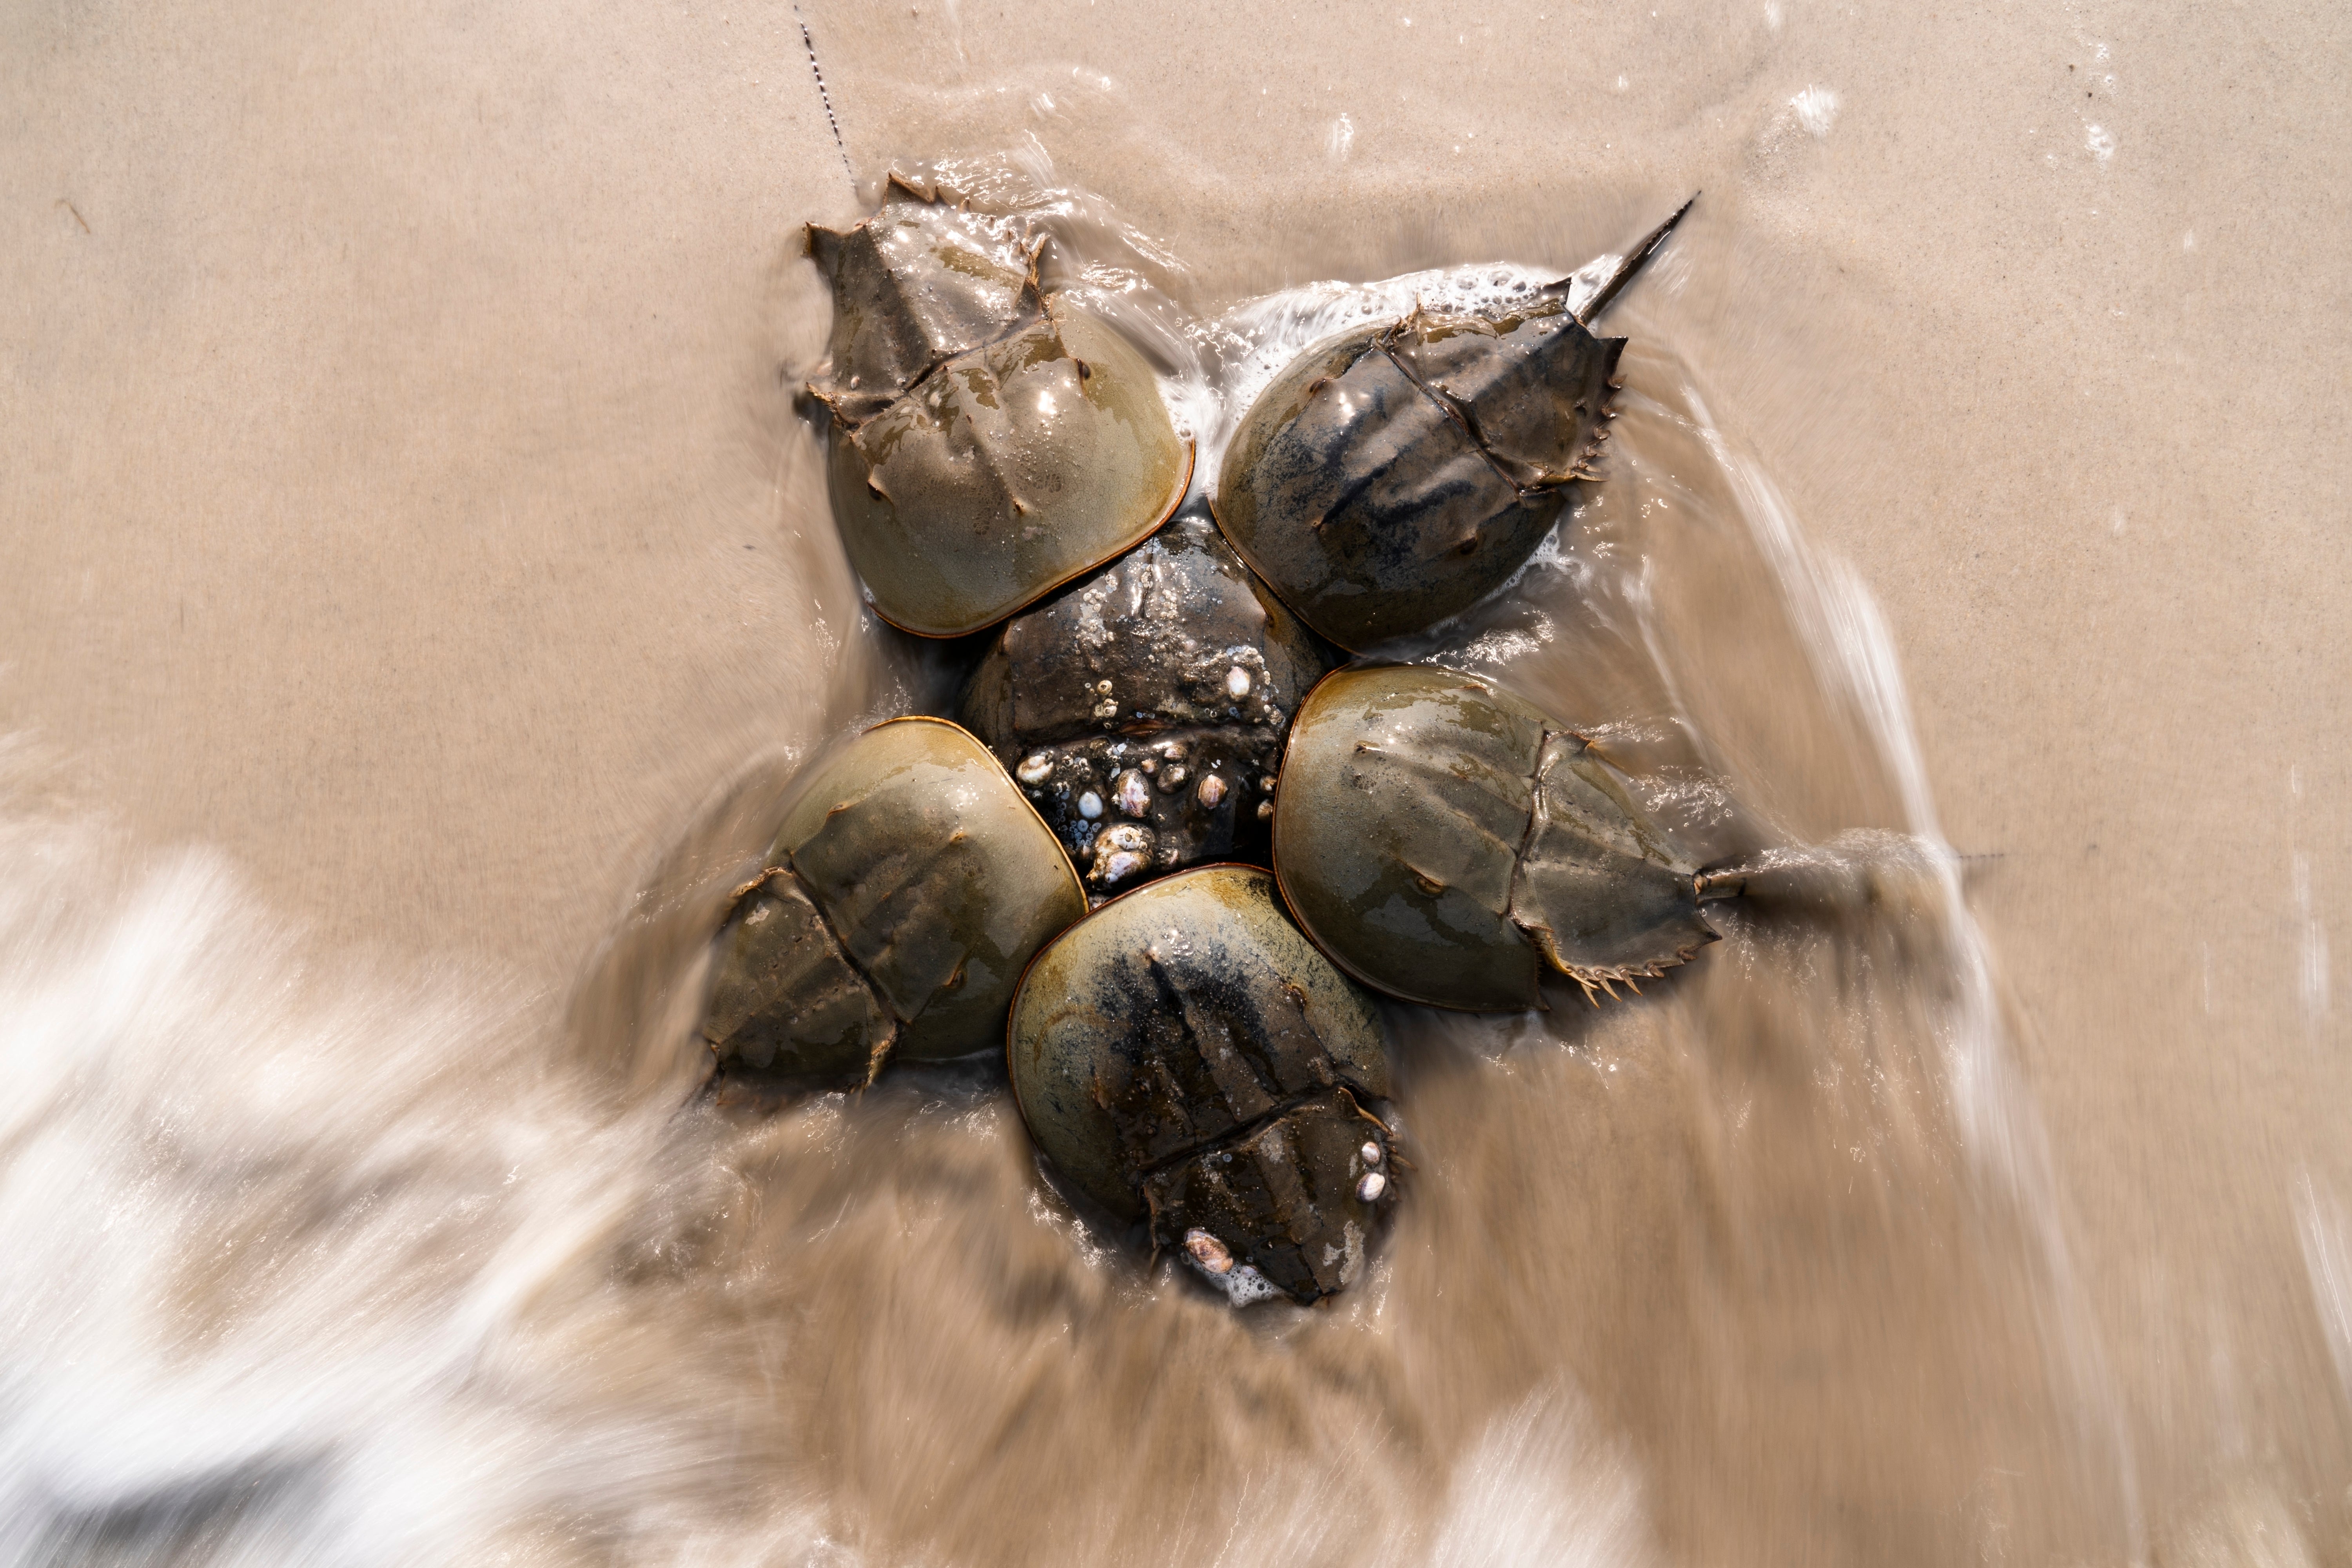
[0,152,2329,1568]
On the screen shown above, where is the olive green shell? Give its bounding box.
[1007,866,1393,1305]
[807,180,1192,639]
[1273,665,1716,1012]
[958,515,1330,897]
[1213,296,1622,651]
[805,174,1041,428]
[702,717,1087,1083]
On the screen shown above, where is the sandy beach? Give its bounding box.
[2,0,2346,1561]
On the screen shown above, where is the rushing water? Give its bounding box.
[2,92,2345,1566]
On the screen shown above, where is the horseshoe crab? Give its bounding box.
[1211,200,1691,650]
[701,717,1086,1086]
[806,176,1193,638]
[1007,865,1396,1305]
[958,514,1330,898]
[1272,664,1717,1012]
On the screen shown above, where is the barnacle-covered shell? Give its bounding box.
[1273,665,1717,1012]
[806,178,1192,639]
[1007,866,1395,1305]
[959,515,1329,897]
[702,717,1086,1084]
[1212,298,1620,651]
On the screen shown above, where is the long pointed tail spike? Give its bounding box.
[1575,194,1698,325]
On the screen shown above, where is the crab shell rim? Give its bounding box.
[855,712,1091,925]
[800,712,1089,1062]
[1003,859,1368,1185]
[1203,427,1356,655]
[1201,318,1586,658]
[849,436,1200,642]
[1269,661,1598,1015]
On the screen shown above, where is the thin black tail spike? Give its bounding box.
[1575,194,1698,325]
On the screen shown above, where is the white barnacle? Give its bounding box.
[1114,769,1152,817]
[1356,1172,1387,1203]
[1225,665,1252,700]
[1360,1141,1383,1167]
[1185,1228,1235,1274]
[1260,775,1278,793]
[1078,791,1103,819]
[1094,679,1114,695]
[1091,822,1153,871]
[1016,753,1055,786]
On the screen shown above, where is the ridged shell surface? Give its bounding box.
[1274,665,1715,1011]
[808,181,1191,638]
[703,717,1086,1082]
[1214,296,1621,650]
[1007,866,1392,1304]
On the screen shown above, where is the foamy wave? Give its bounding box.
[0,806,815,1566]
[1426,1390,1653,1568]
[1677,392,2147,1556]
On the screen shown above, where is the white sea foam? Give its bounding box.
[0,800,800,1565]
[1791,85,1840,138]
[2294,851,2330,1024]
[2296,1174,2352,1407]
[1677,383,2147,1559]
[1426,1389,1652,1568]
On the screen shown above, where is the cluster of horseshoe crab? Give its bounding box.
[701,173,1740,1308]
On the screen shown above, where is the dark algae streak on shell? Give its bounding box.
[959,515,1330,898]
[1212,200,1692,651]
[702,717,1087,1087]
[1274,664,1717,1013]
[806,175,1192,638]
[1008,866,1396,1306]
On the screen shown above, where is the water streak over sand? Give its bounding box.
[3,2,2348,1562]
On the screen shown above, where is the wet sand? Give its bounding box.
[3,0,2347,1562]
